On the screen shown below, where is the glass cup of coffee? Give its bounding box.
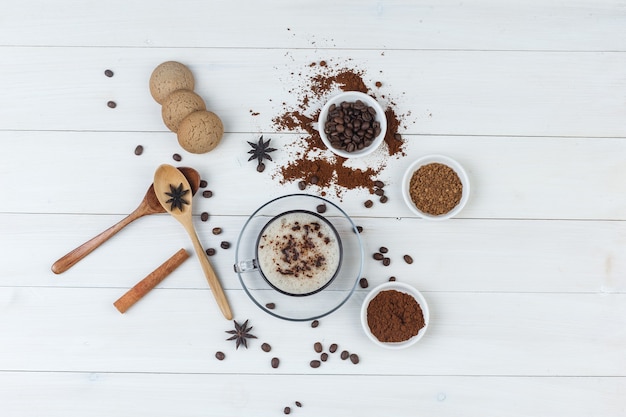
[234,209,343,296]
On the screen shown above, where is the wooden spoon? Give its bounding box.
[51,167,201,275]
[153,164,233,320]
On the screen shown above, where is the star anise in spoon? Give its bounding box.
[165,183,190,211]
[247,135,276,172]
[225,319,257,349]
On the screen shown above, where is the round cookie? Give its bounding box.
[149,61,195,104]
[177,110,224,154]
[161,90,206,132]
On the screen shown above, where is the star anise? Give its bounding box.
[225,319,257,349]
[247,135,276,172]
[164,183,190,211]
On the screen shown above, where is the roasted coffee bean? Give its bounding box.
[379,246,388,254]
[373,252,384,261]
[172,153,182,161]
[329,343,338,353]
[215,351,225,360]
[256,162,265,173]
[314,342,323,353]
[389,276,397,281]
[320,352,329,362]
[359,277,369,288]
[382,257,391,266]
[356,225,363,233]
[134,145,143,156]
[380,195,389,204]
[265,303,275,310]
[271,357,280,368]
[404,254,414,264]
[107,100,117,108]
[364,200,373,208]
[374,180,385,188]
[261,343,272,352]
[316,204,327,213]
[284,407,291,415]
[295,401,302,408]
[350,353,360,364]
[374,188,385,196]
[298,181,307,190]
[199,180,208,188]
[200,212,209,222]
[311,320,319,328]
[310,360,321,368]
[220,241,230,249]
[310,175,319,185]
[205,248,216,256]
[212,227,222,235]
[104,69,114,77]
[340,350,350,360]
[394,133,403,141]
[202,190,213,198]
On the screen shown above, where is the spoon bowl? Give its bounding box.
[153,164,233,320]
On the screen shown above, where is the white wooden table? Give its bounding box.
[1,1,625,416]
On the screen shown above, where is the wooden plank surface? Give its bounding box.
[1,1,625,416]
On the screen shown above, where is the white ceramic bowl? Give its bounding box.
[360,282,429,349]
[317,91,387,158]
[401,154,470,220]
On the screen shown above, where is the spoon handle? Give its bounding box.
[51,210,143,274]
[184,223,233,320]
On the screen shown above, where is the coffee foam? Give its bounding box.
[257,211,341,295]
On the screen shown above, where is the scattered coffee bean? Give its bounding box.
[257,162,265,173]
[316,204,327,214]
[374,188,385,196]
[394,133,403,141]
[379,246,388,254]
[107,100,117,108]
[172,153,182,162]
[404,254,414,264]
[310,360,321,368]
[212,227,222,235]
[215,351,225,360]
[205,248,216,256]
[202,190,213,198]
[134,145,143,156]
[373,253,384,261]
[364,200,373,208]
[104,69,114,77]
[200,212,209,222]
[298,181,307,190]
[284,406,291,414]
[220,241,231,249]
[374,180,385,188]
[261,343,272,352]
[359,277,369,288]
[350,353,360,364]
[389,276,396,281]
[382,257,391,266]
[310,175,319,185]
[329,343,338,353]
[356,225,363,233]
[314,342,323,353]
[265,302,275,310]
[323,100,382,153]
[271,357,280,368]
[340,350,349,360]
[380,195,389,204]
[295,401,302,408]
[320,352,329,362]
[311,320,319,328]
[199,180,208,188]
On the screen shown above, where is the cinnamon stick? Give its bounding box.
[114,248,190,314]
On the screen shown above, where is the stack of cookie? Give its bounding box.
[149,61,224,154]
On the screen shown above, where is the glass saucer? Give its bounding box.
[234,194,363,321]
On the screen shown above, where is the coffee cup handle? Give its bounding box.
[234,259,258,273]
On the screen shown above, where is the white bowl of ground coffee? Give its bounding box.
[401,154,470,220]
[360,282,429,349]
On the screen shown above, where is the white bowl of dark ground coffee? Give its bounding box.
[256,210,343,296]
[401,154,470,220]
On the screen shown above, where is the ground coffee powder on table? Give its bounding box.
[367,289,425,343]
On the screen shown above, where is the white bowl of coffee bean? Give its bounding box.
[401,154,470,220]
[360,282,429,349]
[317,91,387,158]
